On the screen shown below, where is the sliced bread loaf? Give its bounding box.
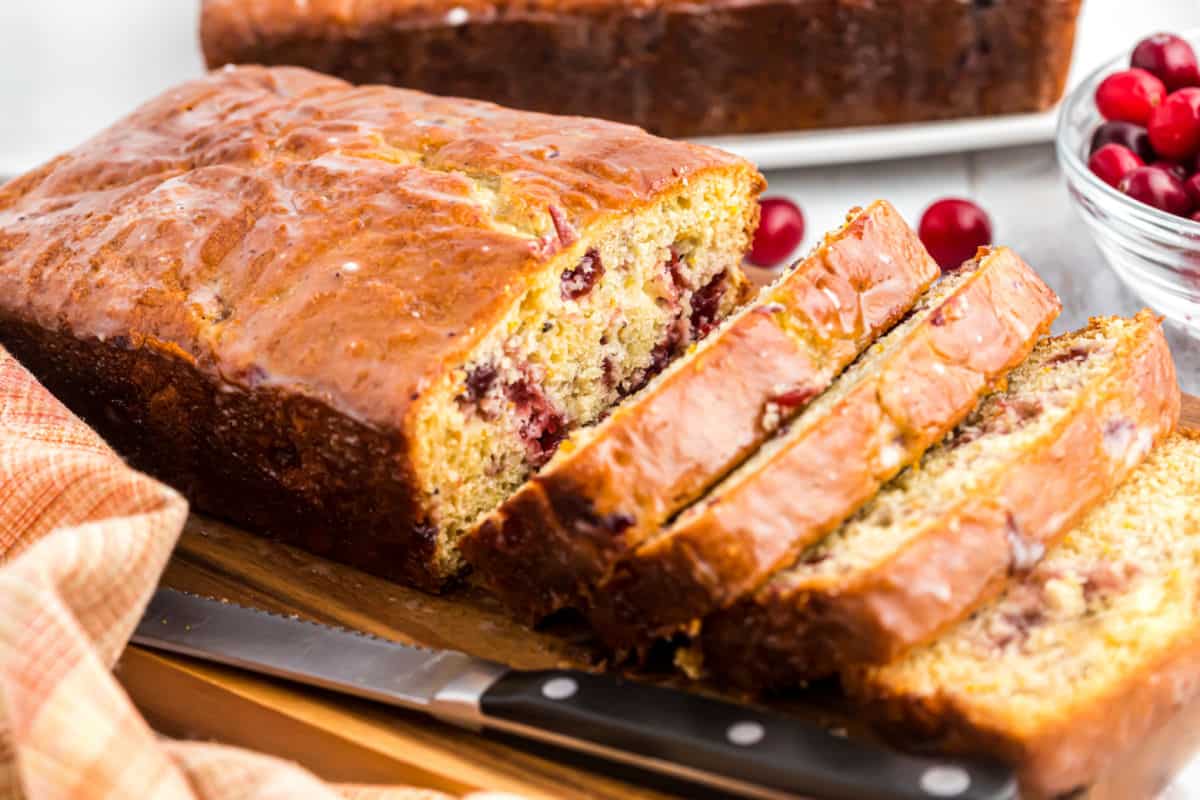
[702,312,1180,689]
[585,247,1062,649]
[463,201,939,620]
[0,66,763,590]
[846,432,1200,800]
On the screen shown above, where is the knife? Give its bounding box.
[132,588,1015,800]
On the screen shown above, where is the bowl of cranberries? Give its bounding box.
[1058,31,1200,329]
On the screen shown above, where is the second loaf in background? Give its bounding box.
[199,0,1084,138]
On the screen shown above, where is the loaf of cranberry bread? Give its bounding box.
[462,201,940,621]
[199,0,1084,139]
[585,248,1061,649]
[0,65,763,590]
[703,313,1181,689]
[847,432,1200,800]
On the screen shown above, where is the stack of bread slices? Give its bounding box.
[465,204,1188,799]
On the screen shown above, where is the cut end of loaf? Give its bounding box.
[535,198,920,485]
[412,168,761,577]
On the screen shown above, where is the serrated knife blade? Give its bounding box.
[132,588,1016,800]
[134,587,491,712]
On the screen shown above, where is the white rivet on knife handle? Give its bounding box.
[727,720,765,746]
[541,676,578,700]
[920,765,971,796]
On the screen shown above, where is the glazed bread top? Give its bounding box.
[0,65,757,430]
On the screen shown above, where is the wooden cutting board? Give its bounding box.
[115,395,1200,799]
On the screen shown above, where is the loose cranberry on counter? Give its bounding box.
[1089,120,1156,162]
[1148,88,1200,160]
[1191,210,1200,223]
[747,197,805,268]
[918,198,993,272]
[1095,69,1166,125]
[1152,160,1190,181]
[1089,144,1145,188]
[1118,166,1193,216]
[1132,33,1200,92]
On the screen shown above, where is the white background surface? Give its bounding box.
[1,0,1197,173]
[0,1,206,176]
[0,0,1197,795]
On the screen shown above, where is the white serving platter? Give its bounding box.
[694,112,1060,171]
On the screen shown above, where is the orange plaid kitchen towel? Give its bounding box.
[0,346,516,800]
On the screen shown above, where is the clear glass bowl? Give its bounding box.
[1057,31,1200,334]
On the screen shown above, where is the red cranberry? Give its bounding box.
[1132,33,1200,92]
[1095,69,1166,125]
[1118,166,1193,216]
[918,198,993,272]
[1153,160,1190,181]
[1090,121,1156,162]
[689,272,727,340]
[1148,88,1200,160]
[1089,144,1145,187]
[560,248,604,301]
[1185,173,1200,206]
[748,197,805,268]
[1191,210,1200,223]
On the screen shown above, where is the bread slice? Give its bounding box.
[462,201,939,620]
[0,65,763,590]
[702,313,1181,689]
[846,432,1200,800]
[585,247,1062,649]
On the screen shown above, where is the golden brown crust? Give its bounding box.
[1080,629,1200,800]
[1021,633,1200,798]
[586,248,1062,649]
[0,64,756,588]
[462,201,939,621]
[0,318,445,588]
[200,0,1084,139]
[853,634,1200,800]
[702,313,1181,689]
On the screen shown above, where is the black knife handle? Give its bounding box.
[478,670,1015,800]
